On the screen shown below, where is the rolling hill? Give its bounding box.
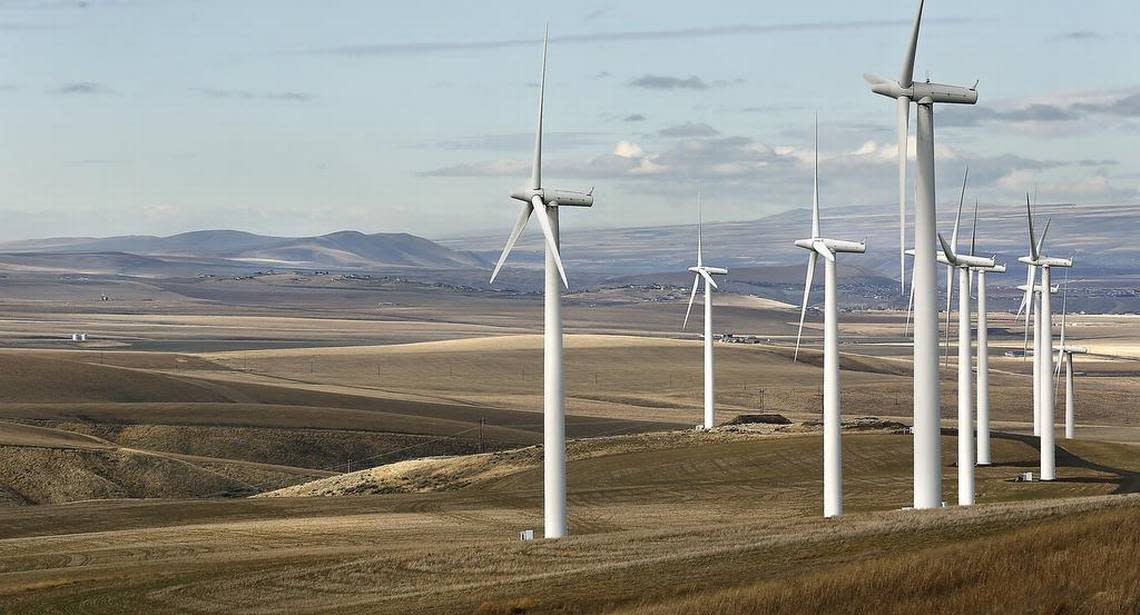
[0,230,488,272]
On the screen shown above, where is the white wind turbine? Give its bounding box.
[793,119,866,518]
[682,193,727,431]
[968,200,1005,467]
[937,206,997,507]
[867,0,979,510]
[1053,274,1087,440]
[1018,195,1071,481]
[488,28,594,539]
[1016,199,1052,437]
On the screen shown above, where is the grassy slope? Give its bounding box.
[620,504,1140,615]
[0,348,674,505]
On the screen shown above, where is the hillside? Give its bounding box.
[0,229,488,272]
[1,427,1137,613]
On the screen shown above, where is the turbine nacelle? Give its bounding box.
[794,238,866,255]
[1016,283,1059,294]
[866,76,979,106]
[1055,345,1088,354]
[974,262,1006,273]
[688,265,728,276]
[905,247,958,268]
[1018,255,1073,268]
[509,188,595,208]
[938,233,995,269]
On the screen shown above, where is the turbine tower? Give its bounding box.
[969,199,1005,467]
[488,28,594,539]
[1018,195,1071,481]
[683,193,727,430]
[867,0,978,509]
[1053,275,1086,440]
[793,119,866,518]
[937,213,996,508]
[1017,274,1056,438]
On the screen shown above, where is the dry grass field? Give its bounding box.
[0,281,1138,612]
[201,327,1140,437]
[0,428,1137,613]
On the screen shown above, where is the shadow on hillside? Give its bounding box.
[982,430,1140,495]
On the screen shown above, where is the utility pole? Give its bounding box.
[479,417,486,453]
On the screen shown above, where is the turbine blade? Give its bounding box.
[946,264,954,316]
[1026,193,1038,260]
[529,194,568,287]
[900,0,925,88]
[812,113,821,238]
[942,257,954,367]
[970,198,979,257]
[1016,263,1035,318]
[794,251,818,362]
[682,274,700,330]
[951,166,968,249]
[938,232,958,267]
[904,266,916,338]
[863,73,890,85]
[1022,266,1036,356]
[697,190,704,268]
[1057,269,1069,359]
[897,96,910,294]
[489,202,533,284]
[529,26,548,191]
[1055,278,1067,382]
[1037,218,1052,255]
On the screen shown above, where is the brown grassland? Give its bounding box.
[0,282,1138,613]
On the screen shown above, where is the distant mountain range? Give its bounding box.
[0,230,489,274]
[0,202,1137,312]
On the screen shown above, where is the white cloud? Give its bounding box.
[613,141,644,158]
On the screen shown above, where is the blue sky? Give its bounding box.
[0,0,1136,241]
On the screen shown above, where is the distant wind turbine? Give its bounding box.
[968,200,1005,468]
[682,192,727,431]
[488,27,595,539]
[936,194,997,507]
[1053,273,1086,440]
[792,118,866,518]
[1016,197,1052,437]
[1018,195,1071,481]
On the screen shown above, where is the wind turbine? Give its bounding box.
[937,214,996,507]
[1053,275,1087,440]
[1018,195,1071,481]
[793,118,866,518]
[488,28,594,539]
[682,193,727,431]
[867,0,978,510]
[969,200,1005,467]
[1017,200,1052,437]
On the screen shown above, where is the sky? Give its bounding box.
[0,0,1137,242]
